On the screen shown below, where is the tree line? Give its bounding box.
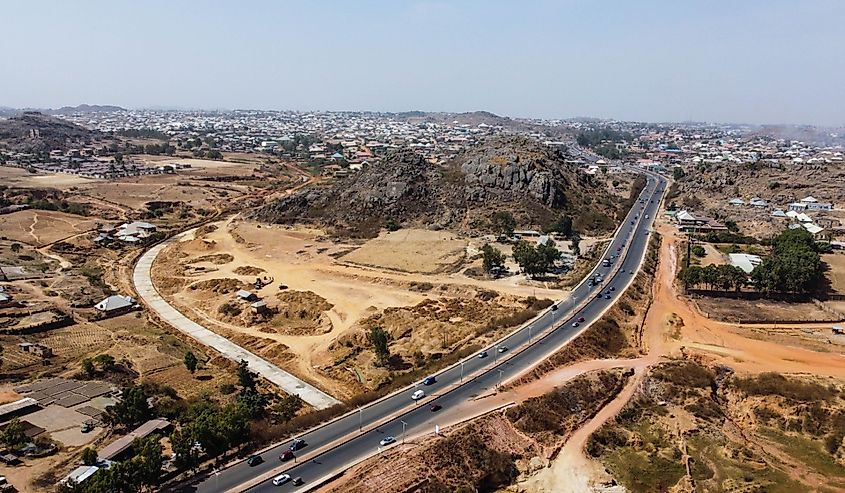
[678,229,826,295]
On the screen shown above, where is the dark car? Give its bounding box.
[279,450,295,462]
[596,293,603,299]
[610,286,616,291]
[290,438,306,451]
[430,403,442,412]
[247,455,263,466]
[551,304,558,311]
[577,317,585,323]
[605,295,611,299]
[292,477,304,486]
[422,376,436,386]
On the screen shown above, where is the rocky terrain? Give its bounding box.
[0,112,102,152]
[252,136,622,237]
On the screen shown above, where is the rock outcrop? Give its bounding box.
[252,136,619,237]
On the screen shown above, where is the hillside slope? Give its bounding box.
[0,112,99,151]
[252,136,622,237]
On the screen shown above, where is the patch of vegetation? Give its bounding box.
[733,372,837,402]
[651,360,715,389]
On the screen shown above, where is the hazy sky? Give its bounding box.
[3,0,844,125]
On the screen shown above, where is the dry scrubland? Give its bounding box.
[324,369,631,493]
[152,218,570,398]
[0,209,100,246]
[589,361,845,493]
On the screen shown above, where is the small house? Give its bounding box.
[236,290,257,302]
[94,295,136,315]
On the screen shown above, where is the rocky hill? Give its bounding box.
[252,136,622,237]
[0,112,99,152]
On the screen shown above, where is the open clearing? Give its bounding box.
[0,209,100,245]
[340,229,467,273]
[152,218,568,397]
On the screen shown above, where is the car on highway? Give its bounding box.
[422,376,436,386]
[478,350,488,358]
[412,389,426,400]
[279,450,295,462]
[551,303,558,311]
[290,438,306,451]
[497,346,508,353]
[577,316,585,322]
[571,322,579,327]
[605,294,611,299]
[272,474,291,486]
[247,455,263,466]
[293,477,304,486]
[380,436,396,446]
[610,286,616,291]
[430,403,442,412]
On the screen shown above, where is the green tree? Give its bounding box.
[491,211,516,237]
[547,215,573,237]
[105,385,151,428]
[273,394,304,422]
[92,354,115,371]
[368,326,390,366]
[131,433,164,490]
[512,240,544,278]
[237,388,268,418]
[481,244,506,274]
[170,426,200,472]
[1,418,27,448]
[570,234,581,257]
[80,447,98,466]
[236,360,257,390]
[183,351,198,374]
[537,239,562,269]
[691,245,706,258]
[82,358,95,377]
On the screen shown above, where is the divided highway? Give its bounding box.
[188,171,667,493]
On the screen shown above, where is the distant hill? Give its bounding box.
[48,104,125,115]
[0,112,100,152]
[252,136,620,238]
[394,110,516,127]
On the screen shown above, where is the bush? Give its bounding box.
[652,361,715,389]
[691,245,706,258]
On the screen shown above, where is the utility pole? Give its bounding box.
[358,407,362,432]
[460,361,465,383]
[401,420,407,445]
[497,369,505,389]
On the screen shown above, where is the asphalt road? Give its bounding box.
[187,171,667,493]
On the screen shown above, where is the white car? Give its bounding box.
[272,474,291,486]
[411,389,425,400]
[380,436,396,446]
